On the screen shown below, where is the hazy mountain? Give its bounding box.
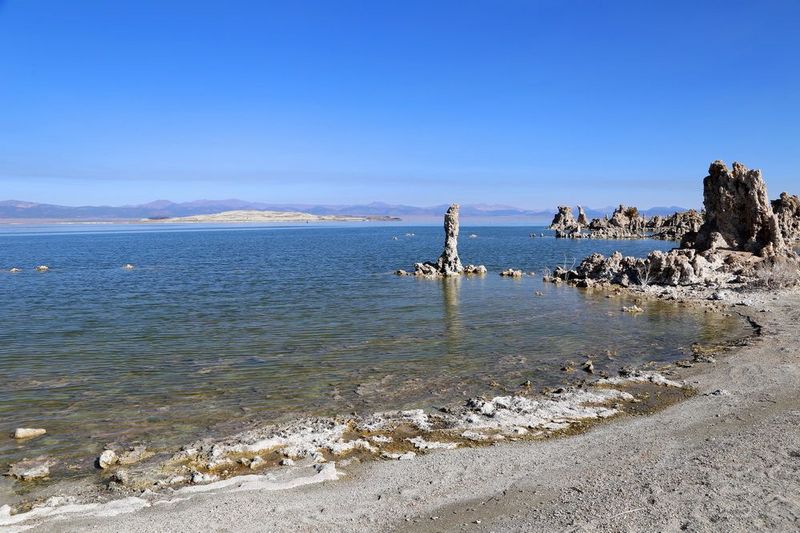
[0,199,690,222]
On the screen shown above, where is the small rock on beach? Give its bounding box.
[97,449,118,469]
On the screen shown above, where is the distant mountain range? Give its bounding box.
[0,199,690,222]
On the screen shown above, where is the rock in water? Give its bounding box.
[406,204,484,277]
[695,161,786,256]
[412,204,486,278]
[546,160,799,290]
[13,428,46,439]
[463,264,487,275]
[550,199,702,243]
[8,458,53,480]
[434,204,464,275]
[550,206,576,232]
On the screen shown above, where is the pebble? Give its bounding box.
[112,470,130,485]
[191,471,218,484]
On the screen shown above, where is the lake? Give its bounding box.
[0,223,749,483]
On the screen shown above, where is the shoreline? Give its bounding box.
[4,287,794,531]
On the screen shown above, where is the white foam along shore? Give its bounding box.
[1,369,685,530]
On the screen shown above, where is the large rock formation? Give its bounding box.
[772,192,800,243]
[550,206,576,233]
[547,161,798,291]
[587,205,647,238]
[695,161,786,257]
[649,210,704,241]
[549,249,743,288]
[399,204,485,278]
[550,204,694,240]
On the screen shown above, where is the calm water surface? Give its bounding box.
[0,224,750,476]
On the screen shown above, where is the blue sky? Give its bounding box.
[1,0,798,209]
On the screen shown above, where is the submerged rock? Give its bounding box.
[13,428,46,439]
[34,265,49,272]
[7,458,53,481]
[500,269,524,278]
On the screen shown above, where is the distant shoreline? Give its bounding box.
[0,213,402,225]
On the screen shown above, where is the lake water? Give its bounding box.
[0,224,749,481]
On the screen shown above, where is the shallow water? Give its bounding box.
[0,224,749,479]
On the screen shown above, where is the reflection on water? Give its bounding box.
[0,225,751,477]
[442,276,462,356]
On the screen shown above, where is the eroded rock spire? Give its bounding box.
[434,204,464,275]
[397,204,485,277]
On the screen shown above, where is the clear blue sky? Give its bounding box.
[1,0,798,209]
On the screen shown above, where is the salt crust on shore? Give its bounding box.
[188,386,639,472]
[0,465,339,530]
[0,375,670,530]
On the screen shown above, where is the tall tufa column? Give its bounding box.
[435,204,464,275]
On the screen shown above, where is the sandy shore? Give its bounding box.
[146,210,397,223]
[6,290,799,532]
